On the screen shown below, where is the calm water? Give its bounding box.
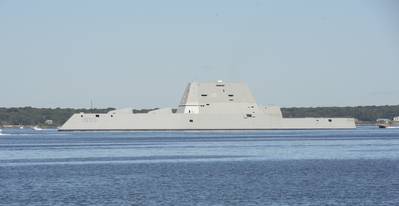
[1,127,399,205]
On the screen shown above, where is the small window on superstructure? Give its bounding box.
[111,115,113,117]
[206,104,210,106]
[229,99,234,101]
[189,119,194,123]
[228,94,234,97]
[246,114,252,118]
[95,114,100,118]
[201,94,208,97]
[328,119,332,122]
[216,84,225,87]
[81,115,83,118]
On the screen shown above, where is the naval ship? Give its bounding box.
[59,81,356,131]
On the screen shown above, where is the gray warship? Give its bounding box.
[59,81,356,131]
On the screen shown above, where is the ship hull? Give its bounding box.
[59,113,356,131]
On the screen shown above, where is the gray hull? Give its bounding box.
[60,113,355,131]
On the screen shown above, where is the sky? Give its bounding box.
[0,0,398,108]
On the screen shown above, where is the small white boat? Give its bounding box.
[377,117,399,128]
[33,126,43,131]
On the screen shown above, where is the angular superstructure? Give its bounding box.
[59,81,356,131]
[177,81,257,114]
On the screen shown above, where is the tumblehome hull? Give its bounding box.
[59,113,355,131]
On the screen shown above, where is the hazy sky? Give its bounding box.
[1,0,398,108]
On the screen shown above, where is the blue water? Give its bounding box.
[1,127,399,205]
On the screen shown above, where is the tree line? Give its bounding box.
[281,105,399,122]
[0,105,398,127]
[0,107,114,127]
